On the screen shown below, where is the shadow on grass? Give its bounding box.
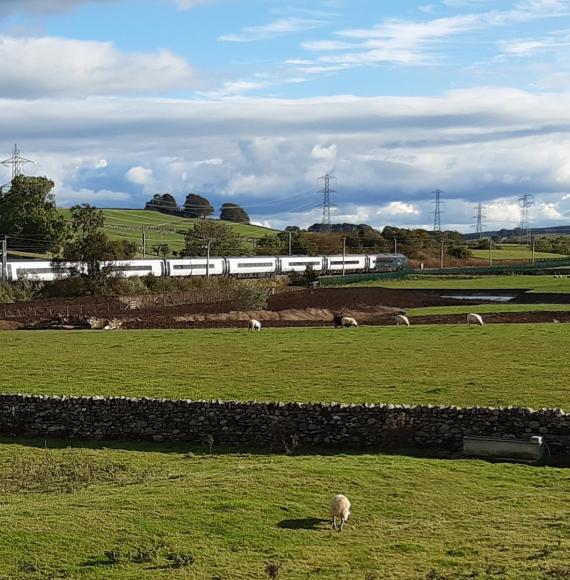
[277,517,328,530]
[1,436,568,467]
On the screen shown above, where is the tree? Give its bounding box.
[220,202,250,224]
[62,204,137,277]
[144,193,179,215]
[183,193,213,218]
[0,175,67,253]
[183,219,244,256]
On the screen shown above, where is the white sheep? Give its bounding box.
[330,494,351,532]
[467,313,484,326]
[248,319,262,332]
[395,314,410,326]
[340,316,358,328]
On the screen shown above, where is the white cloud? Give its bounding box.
[94,159,108,169]
[0,0,117,18]
[126,166,153,185]
[2,87,570,231]
[381,201,420,216]
[0,35,199,98]
[219,18,327,42]
[173,0,217,8]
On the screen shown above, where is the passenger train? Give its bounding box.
[3,253,408,282]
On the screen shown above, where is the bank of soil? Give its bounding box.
[1,287,569,330]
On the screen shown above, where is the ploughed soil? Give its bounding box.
[1,287,569,330]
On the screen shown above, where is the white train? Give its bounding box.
[4,253,407,282]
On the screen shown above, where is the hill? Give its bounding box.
[58,208,277,257]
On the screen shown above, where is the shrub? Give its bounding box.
[230,283,268,311]
[166,552,194,568]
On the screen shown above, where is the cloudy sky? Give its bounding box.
[1,0,570,231]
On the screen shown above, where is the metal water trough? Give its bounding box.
[463,435,546,462]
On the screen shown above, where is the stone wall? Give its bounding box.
[0,394,568,458]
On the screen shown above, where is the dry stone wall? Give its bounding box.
[0,394,569,458]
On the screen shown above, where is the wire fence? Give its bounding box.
[319,257,570,286]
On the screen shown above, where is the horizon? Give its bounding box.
[1,0,570,233]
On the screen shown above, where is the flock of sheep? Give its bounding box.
[247,312,485,332]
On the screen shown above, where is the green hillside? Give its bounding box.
[58,209,277,257]
[471,243,568,261]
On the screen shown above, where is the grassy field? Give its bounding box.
[470,243,567,261]
[58,209,277,256]
[1,439,568,579]
[1,325,569,409]
[350,274,570,293]
[406,304,570,316]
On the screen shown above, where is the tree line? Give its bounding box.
[144,192,250,224]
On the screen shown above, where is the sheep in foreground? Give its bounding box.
[395,314,410,326]
[467,313,484,326]
[248,319,261,332]
[330,494,351,532]
[340,316,358,328]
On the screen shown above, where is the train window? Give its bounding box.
[109,265,153,272]
[16,268,57,274]
[288,261,320,266]
[173,264,216,270]
[237,262,274,268]
[330,260,361,264]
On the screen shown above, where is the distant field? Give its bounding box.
[58,209,277,256]
[406,303,570,316]
[471,243,567,261]
[1,440,568,579]
[1,325,568,408]
[349,274,570,293]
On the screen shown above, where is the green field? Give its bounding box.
[1,325,569,408]
[1,439,568,579]
[406,303,570,317]
[58,209,277,256]
[350,274,570,293]
[471,243,567,261]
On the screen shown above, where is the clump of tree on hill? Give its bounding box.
[220,203,250,224]
[183,193,214,218]
[144,193,179,215]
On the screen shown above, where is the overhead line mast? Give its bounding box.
[1,144,35,180]
[319,174,336,233]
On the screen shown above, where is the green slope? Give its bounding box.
[58,208,277,257]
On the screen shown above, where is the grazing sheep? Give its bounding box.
[467,313,484,326]
[330,494,351,532]
[395,314,410,326]
[248,319,262,332]
[340,316,358,328]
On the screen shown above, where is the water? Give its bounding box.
[442,294,516,302]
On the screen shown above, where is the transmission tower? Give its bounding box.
[1,144,35,180]
[473,201,486,238]
[518,193,534,245]
[432,189,444,232]
[319,174,336,232]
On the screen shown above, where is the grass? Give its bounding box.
[0,439,569,579]
[470,244,567,261]
[1,325,569,409]
[58,209,277,256]
[406,304,570,317]
[349,274,570,293]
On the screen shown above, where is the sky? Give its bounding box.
[1,0,570,232]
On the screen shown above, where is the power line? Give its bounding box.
[519,193,534,245]
[318,174,336,233]
[1,144,35,180]
[473,201,486,238]
[432,189,444,232]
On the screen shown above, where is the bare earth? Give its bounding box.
[1,287,569,329]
